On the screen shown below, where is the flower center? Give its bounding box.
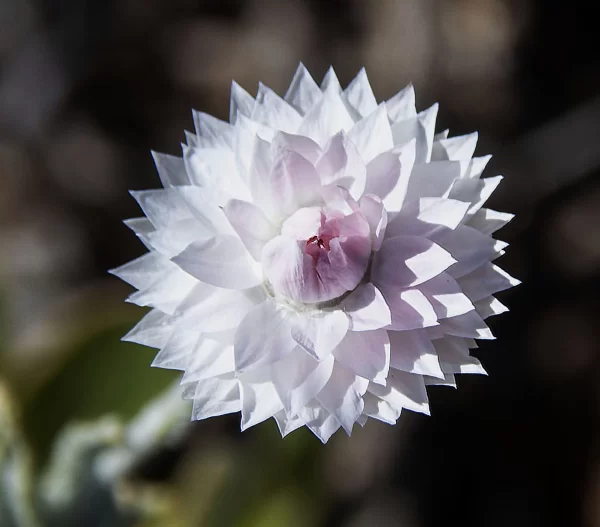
[261,206,372,304]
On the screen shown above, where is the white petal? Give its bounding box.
[316,363,368,435]
[467,208,515,235]
[234,301,297,372]
[389,328,444,378]
[343,283,391,331]
[359,194,387,251]
[189,374,240,420]
[130,188,191,229]
[122,309,174,349]
[271,131,321,163]
[431,132,478,163]
[152,329,199,370]
[347,104,394,163]
[475,296,509,319]
[273,410,305,438]
[182,330,236,382]
[391,103,438,163]
[291,310,350,360]
[435,225,503,279]
[364,139,416,214]
[369,369,430,415]
[381,287,438,330]
[126,265,197,314]
[229,80,254,124]
[419,272,475,319]
[386,84,416,123]
[109,252,171,291]
[297,91,355,146]
[238,371,284,430]
[437,310,495,340]
[433,337,487,375]
[172,235,262,290]
[176,284,264,332]
[458,263,520,302]
[449,175,503,215]
[321,66,342,94]
[315,132,367,200]
[373,235,456,289]
[401,160,463,207]
[272,352,335,415]
[343,67,378,118]
[333,328,390,385]
[251,82,303,133]
[424,372,457,387]
[223,199,278,260]
[386,197,470,238]
[363,392,402,424]
[285,63,323,116]
[466,155,493,179]
[302,402,342,444]
[152,152,189,187]
[192,111,233,149]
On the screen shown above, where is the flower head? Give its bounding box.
[112,65,519,442]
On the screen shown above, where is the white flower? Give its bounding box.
[111,64,520,443]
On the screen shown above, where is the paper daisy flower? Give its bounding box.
[112,64,519,443]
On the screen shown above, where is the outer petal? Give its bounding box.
[291,310,350,360]
[333,328,390,385]
[343,283,391,331]
[234,301,297,372]
[388,329,444,379]
[347,104,394,163]
[342,67,378,118]
[285,63,323,116]
[372,235,456,289]
[172,235,262,290]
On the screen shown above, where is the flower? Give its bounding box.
[111,64,519,443]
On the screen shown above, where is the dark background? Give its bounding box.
[1,1,600,526]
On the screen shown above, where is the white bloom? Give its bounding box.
[111,65,519,443]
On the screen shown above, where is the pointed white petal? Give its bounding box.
[401,160,463,207]
[316,363,368,435]
[172,235,262,290]
[419,272,475,319]
[109,252,171,291]
[386,84,416,123]
[192,111,233,149]
[373,235,456,289]
[303,404,342,444]
[343,67,378,118]
[359,194,387,251]
[152,329,199,370]
[130,188,191,229]
[363,139,416,214]
[424,371,456,387]
[272,352,335,416]
[449,175,503,215]
[189,374,240,420]
[321,67,342,94]
[285,63,323,116]
[238,371,284,430]
[379,286,438,331]
[223,199,278,260]
[459,263,520,302]
[347,104,394,164]
[122,309,174,349]
[467,208,515,235]
[273,410,305,438]
[437,310,495,340]
[182,330,236,382]
[389,329,444,378]
[234,301,297,372]
[297,91,355,146]
[386,197,470,238]
[333,328,390,385]
[433,337,487,375]
[152,152,189,187]
[369,369,430,415]
[251,82,303,133]
[391,103,438,163]
[475,296,509,319]
[362,392,402,424]
[230,81,255,124]
[291,310,350,360]
[343,283,391,331]
[431,132,478,163]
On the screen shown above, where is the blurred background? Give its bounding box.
[1,0,600,526]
